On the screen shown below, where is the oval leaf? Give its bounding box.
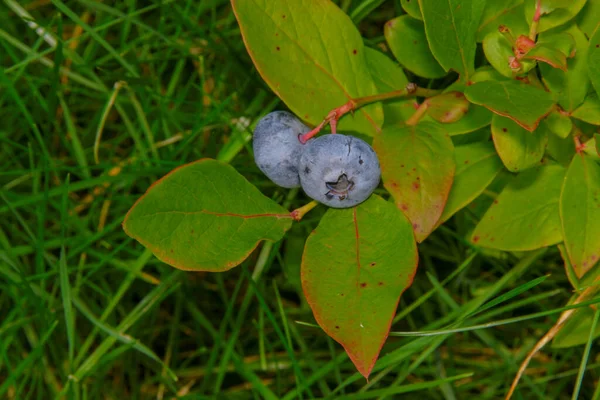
[483,31,517,78]
[231,0,383,136]
[465,80,556,131]
[560,154,600,277]
[364,48,417,125]
[477,0,528,42]
[439,141,504,223]
[123,159,293,271]
[540,25,589,112]
[401,0,422,20]
[589,26,600,95]
[491,114,549,172]
[544,109,573,138]
[571,94,600,125]
[374,122,455,242]
[471,163,565,250]
[301,195,418,379]
[384,15,446,79]
[524,0,587,33]
[419,0,486,80]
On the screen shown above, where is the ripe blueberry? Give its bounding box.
[299,134,380,208]
[253,111,309,188]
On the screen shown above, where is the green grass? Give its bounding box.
[1,1,600,399]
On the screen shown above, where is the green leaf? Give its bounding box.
[546,129,577,166]
[477,0,528,42]
[553,305,600,348]
[465,80,556,131]
[483,31,518,78]
[571,94,600,125]
[384,16,446,79]
[401,0,422,20]
[123,159,293,271]
[374,122,455,242]
[419,0,486,80]
[364,47,417,125]
[524,0,587,32]
[426,92,470,124]
[439,141,504,223]
[589,27,600,95]
[540,25,589,112]
[491,114,549,172]
[232,0,383,136]
[471,163,565,251]
[577,0,600,38]
[301,195,418,379]
[544,110,573,138]
[560,154,600,277]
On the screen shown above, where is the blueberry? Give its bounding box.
[299,134,380,208]
[253,111,309,188]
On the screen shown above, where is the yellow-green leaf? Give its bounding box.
[123,159,293,271]
[471,163,565,250]
[232,0,383,136]
[560,154,600,277]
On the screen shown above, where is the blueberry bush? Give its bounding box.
[124,0,600,390]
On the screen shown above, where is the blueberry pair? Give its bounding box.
[253,111,381,208]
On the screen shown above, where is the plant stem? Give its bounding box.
[298,84,442,143]
[405,102,429,126]
[528,0,542,41]
[290,200,319,221]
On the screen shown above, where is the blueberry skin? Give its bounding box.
[253,111,309,188]
[299,134,381,208]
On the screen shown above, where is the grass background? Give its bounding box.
[1,0,599,399]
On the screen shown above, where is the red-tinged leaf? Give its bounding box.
[374,122,455,242]
[483,31,517,78]
[571,94,600,125]
[491,114,549,172]
[419,0,486,81]
[439,141,504,224]
[231,0,383,136]
[464,80,556,131]
[523,44,568,71]
[471,163,565,251]
[301,195,418,379]
[123,159,293,271]
[384,15,446,79]
[477,0,528,42]
[560,154,600,277]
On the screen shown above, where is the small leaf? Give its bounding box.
[123,159,293,271]
[482,31,515,78]
[401,0,422,20]
[546,130,577,166]
[492,115,549,172]
[577,0,600,39]
[426,92,470,124]
[553,305,600,348]
[583,136,600,159]
[471,163,565,251]
[477,0,528,42]
[524,0,587,33]
[231,0,383,136]
[540,25,590,112]
[544,110,573,138]
[419,0,486,80]
[464,79,556,131]
[588,27,600,95]
[384,16,446,79]
[374,122,455,242]
[364,48,417,125]
[439,141,504,223]
[571,94,600,125]
[302,195,418,379]
[560,154,600,277]
[523,44,568,71]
